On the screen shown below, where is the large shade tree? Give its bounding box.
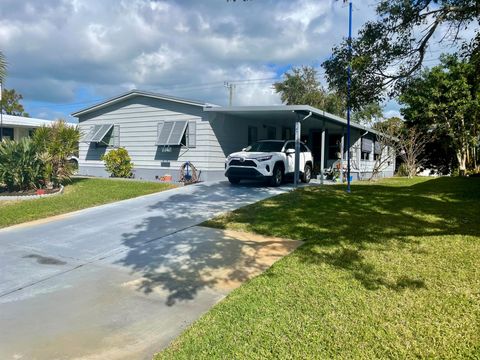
[323,0,480,110]
[400,55,480,174]
[274,66,346,117]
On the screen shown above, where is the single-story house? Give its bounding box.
[72,90,395,182]
[0,114,58,141]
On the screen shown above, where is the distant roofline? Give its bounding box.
[0,114,69,128]
[71,90,209,117]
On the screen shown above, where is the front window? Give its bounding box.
[245,141,284,152]
[0,127,14,141]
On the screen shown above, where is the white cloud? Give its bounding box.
[0,0,381,119]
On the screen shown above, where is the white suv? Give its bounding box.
[225,140,313,186]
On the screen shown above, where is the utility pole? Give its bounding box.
[224,81,236,106]
[346,0,352,193]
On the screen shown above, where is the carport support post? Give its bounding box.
[294,120,301,187]
[320,123,325,185]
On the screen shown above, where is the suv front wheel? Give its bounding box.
[269,164,283,187]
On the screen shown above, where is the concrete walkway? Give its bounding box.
[0,181,299,360]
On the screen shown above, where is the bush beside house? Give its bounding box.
[101,147,134,178]
[0,138,44,192]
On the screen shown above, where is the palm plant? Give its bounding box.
[0,138,44,191]
[32,120,80,187]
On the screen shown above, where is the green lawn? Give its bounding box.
[157,177,480,359]
[0,178,175,229]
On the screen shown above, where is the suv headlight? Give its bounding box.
[256,155,272,162]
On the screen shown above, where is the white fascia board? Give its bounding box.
[72,90,209,118]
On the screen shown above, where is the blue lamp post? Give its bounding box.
[346,0,352,193]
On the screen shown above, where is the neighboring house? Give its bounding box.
[72,90,395,182]
[0,114,58,141]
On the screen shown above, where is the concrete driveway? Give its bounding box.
[0,181,299,360]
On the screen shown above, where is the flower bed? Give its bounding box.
[0,186,64,201]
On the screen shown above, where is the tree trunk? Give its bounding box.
[456,151,467,176]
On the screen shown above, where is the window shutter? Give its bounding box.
[168,121,188,145]
[113,125,120,147]
[83,125,101,143]
[188,120,196,148]
[156,121,165,145]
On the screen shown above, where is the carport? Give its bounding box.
[204,105,387,184]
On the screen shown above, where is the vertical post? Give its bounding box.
[294,120,301,187]
[340,131,344,182]
[230,84,235,106]
[357,137,361,178]
[346,0,352,192]
[320,125,325,185]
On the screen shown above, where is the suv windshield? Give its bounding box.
[245,141,284,152]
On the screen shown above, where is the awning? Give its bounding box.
[203,105,386,137]
[83,124,113,143]
[156,120,188,146]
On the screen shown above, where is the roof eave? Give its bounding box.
[203,105,384,137]
[72,90,206,118]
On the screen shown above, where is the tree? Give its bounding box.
[372,117,428,178]
[1,88,29,117]
[400,55,479,175]
[0,50,6,82]
[352,102,383,127]
[274,66,345,117]
[323,0,480,110]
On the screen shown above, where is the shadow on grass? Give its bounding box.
[113,177,479,302]
[297,246,426,291]
[207,177,480,291]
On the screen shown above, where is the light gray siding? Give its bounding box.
[78,96,218,181]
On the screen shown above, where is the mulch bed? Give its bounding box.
[0,188,61,197]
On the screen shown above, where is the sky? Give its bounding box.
[0,0,443,122]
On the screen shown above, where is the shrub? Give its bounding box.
[32,120,80,187]
[396,163,410,177]
[101,148,134,178]
[0,138,44,191]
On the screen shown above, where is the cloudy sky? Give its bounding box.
[0,0,440,122]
